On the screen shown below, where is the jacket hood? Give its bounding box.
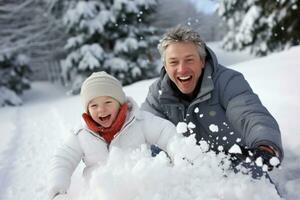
[205,44,220,74]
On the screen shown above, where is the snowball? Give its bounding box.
[255,157,263,167]
[176,122,188,134]
[209,124,219,132]
[187,122,196,129]
[269,157,280,166]
[194,107,199,113]
[218,145,224,151]
[228,144,242,154]
[245,157,251,163]
[262,164,269,172]
[248,151,253,157]
[199,140,209,152]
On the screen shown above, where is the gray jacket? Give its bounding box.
[141,46,283,160]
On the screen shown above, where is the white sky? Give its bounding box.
[0,43,299,200]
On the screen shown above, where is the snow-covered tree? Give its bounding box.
[0,0,67,61]
[61,0,160,93]
[219,0,300,56]
[0,54,32,106]
[153,0,226,42]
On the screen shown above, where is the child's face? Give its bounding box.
[88,96,121,128]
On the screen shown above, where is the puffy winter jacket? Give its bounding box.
[141,46,283,160]
[48,97,176,199]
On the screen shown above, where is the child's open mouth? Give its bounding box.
[99,115,111,122]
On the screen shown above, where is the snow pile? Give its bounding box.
[0,86,22,106]
[1,44,300,200]
[77,134,280,200]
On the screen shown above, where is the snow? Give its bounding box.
[104,57,128,71]
[176,122,188,134]
[78,44,103,70]
[209,124,219,132]
[236,6,261,46]
[194,107,199,113]
[88,10,115,34]
[270,157,281,167]
[65,35,85,50]
[114,38,139,53]
[228,144,242,154]
[0,86,22,106]
[16,54,30,65]
[1,44,300,199]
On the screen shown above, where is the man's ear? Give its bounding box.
[200,58,205,69]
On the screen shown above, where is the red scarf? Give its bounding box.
[82,103,128,143]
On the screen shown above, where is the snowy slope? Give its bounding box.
[0,46,299,200]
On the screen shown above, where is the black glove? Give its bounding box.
[229,144,280,171]
[251,146,280,171]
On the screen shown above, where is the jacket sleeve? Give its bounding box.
[141,80,168,119]
[219,69,283,160]
[48,132,83,199]
[142,111,177,152]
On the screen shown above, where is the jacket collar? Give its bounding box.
[81,96,139,136]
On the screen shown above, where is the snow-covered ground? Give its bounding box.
[0,44,299,200]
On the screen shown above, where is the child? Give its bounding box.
[48,71,177,199]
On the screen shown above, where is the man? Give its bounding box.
[141,25,283,175]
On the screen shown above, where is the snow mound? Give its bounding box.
[77,135,281,200]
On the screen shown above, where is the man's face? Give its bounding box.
[164,42,205,96]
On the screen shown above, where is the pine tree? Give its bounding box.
[219,0,300,56]
[0,54,32,106]
[61,0,160,93]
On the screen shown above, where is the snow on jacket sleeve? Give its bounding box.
[48,132,83,199]
[218,69,283,160]
[141,79,167,119]
[141,111,177,152]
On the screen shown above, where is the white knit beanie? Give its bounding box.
[80,71,126,111]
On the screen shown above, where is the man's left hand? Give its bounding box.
[252,145,281,171]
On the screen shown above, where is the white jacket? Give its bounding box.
[48,97,176,199]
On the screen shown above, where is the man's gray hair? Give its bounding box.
[158,25,207,64]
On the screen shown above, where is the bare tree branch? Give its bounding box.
[0,0,67,61]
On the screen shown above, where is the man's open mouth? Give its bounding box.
[178,75,192,82]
